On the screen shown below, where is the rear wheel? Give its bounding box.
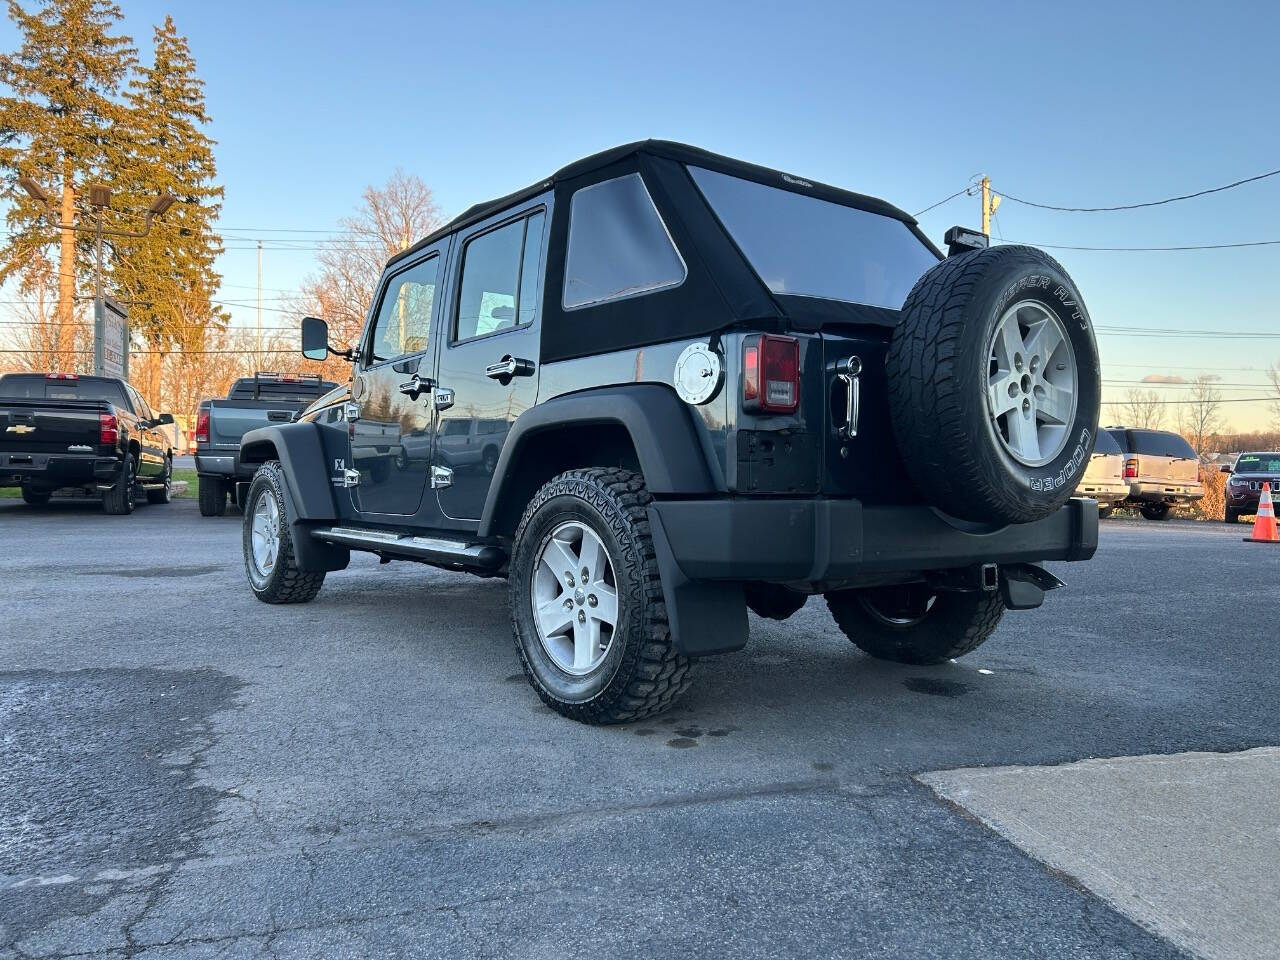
[826,583,1005,665]
[1141,503,1171,521]
[102,455,136,515]
[198,475,227,517]
[21,487,51,506]
[510,467,692,724]
[744,582,808,621]
[243,461,325,603]
[1097,505,1114,519]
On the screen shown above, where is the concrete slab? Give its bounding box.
[919,748,1280,960]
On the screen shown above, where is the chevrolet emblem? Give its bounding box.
[5,424,35,434]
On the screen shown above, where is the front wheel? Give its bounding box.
[1141,503,1171,521]
[21,487,51,506]
[1224,506,1239,524]
[242,461,325,604]
[146,459,173,505]
[744,582,808,621]
[509,467,692,724]
[826,584,1005,665]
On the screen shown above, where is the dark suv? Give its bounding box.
[1223,452,1280,523]
[236,141,1100,724]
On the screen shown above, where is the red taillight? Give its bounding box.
[46,372,79,381]
[195,409,210,444]
[99,413,118,445]
[1124,457,1139,480]
[742,334,800,414]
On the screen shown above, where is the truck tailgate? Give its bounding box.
[0,399,107,454]
[206,399,297,447]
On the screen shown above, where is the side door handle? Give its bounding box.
[398,374,434,400]
[485,355,535,381]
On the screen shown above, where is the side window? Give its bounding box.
[366,255,439,366]
[454,210,544,343]
[562,173,686,309]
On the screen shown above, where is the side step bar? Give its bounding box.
[311,526,506,572]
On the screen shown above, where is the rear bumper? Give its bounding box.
[195,449,253,479]
[649,496,1098,585]
[1077,481,1128,505]
[1124,482,1204,505]
[0,452,120,488]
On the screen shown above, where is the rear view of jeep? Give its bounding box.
[241,141,1100,724]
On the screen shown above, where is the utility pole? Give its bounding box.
[256,239,263,366]
[17,176,175,380]
[980,176,1002,236]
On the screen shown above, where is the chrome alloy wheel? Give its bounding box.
[985,300,1078,467]
[250,488,282,579]
[530,521,619,676]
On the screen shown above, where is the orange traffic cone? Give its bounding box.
[1244,482,1280,544]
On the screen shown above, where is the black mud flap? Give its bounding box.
[648,506,747,658]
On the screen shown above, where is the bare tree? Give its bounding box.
[1178,375,1224,458]
[1268,361,1280,428]
[1115,388,1165,430]
[296,170,445,381]
[0,251,91,373]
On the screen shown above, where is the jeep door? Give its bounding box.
[433,200,549,525]
[348,245,445,517]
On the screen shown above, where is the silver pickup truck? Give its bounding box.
[194,372,336,516]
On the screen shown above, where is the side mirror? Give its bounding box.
[301,316,330,361]
[1220,464,1233,474]
[155,413,175,427]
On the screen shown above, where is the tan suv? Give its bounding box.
[1106,427,1204,520]
[1076,429,1128,517]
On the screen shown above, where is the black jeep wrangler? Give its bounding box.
[239,141,1100,724]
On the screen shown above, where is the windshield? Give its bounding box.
[687,165,939,309]
[1234,453,1280,473]
[0,374,128,406]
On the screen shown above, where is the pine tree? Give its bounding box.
[0,0,135,353]
[110,14,226,353]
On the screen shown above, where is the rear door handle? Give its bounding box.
[485,356,535,381]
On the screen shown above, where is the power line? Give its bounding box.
[1002,238,1280,252]
[1000,166,1280,212]
[912,186,972,218]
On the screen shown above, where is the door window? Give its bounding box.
[365,256,439,365]
[454,211,545,343]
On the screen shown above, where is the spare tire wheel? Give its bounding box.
[886,245,1100,525]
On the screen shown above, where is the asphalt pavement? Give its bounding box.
[2,498,1277,959]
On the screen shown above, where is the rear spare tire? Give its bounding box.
[887,245,1100,525]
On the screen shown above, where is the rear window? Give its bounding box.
[228,377,335,402]
[1128,430,1196,458]
[687,166,938,309]
[1234,453,1280,473]
[0,374,128,407]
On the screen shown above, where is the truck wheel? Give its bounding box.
[102,455,137,515]
[21,487,51,506]
[146,459,173,505]
[826,584,1004,665]
[242,461,325,604]
[887,246,1101,525]
[198,475,227,517]
[1097,505,1114,519]
[1141,503,1171,521]
[509,467,692,724]
[744,582,808,621]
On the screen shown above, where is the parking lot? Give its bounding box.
[2,498,1278,959]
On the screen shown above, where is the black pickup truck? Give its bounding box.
[194,372,336,516]
[0,372,175,514]
[235,141,1100,724]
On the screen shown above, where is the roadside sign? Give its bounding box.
[95,296,129,380]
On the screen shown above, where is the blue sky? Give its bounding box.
[4,0,1278,426]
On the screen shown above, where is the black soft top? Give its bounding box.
[388,140,918,270]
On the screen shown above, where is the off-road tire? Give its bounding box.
[510,467,692,724]
[744,582,808,621]
[887,245,1101,525]
[243,461,325,604]
[21,487,51,506]
[146,459,173,504]
[1141,503,1171,521]
[826,585,1005,665]
[102,454,137,515]
[199,475,227,517]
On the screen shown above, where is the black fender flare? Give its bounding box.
[477,384,725,537]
